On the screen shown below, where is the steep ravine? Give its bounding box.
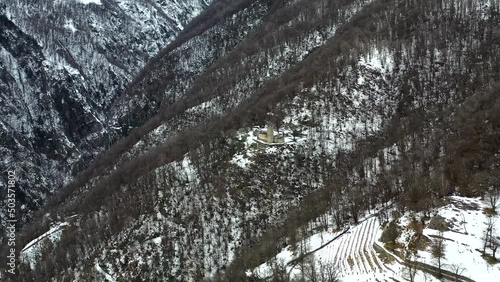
[0,0,210,237]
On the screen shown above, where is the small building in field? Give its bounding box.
[255,123,285,144]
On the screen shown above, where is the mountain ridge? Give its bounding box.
[0,0,210,234]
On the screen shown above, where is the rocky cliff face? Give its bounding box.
[0,0,209,230]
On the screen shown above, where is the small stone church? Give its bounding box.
[254,123,285,144]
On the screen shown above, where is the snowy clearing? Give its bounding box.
[20,222,69,269]
[398,196,500,281]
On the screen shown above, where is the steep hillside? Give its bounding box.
[250,196,500,281]
[2,0,500,281]
[0,0,209,234]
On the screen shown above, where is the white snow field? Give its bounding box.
[397,196,500,282]
[317,196,500,282]
[249,216,412,281]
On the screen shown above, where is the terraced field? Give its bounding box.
[315,217,396,281]
[255,209,473,281]
[252,216,407,280]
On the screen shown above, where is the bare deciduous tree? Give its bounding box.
[449,263,465,282]
[488,187,500,212]
[431,232,446,277]
[404,250,418,282]
[301,256,340,282]
[483,216,496,254]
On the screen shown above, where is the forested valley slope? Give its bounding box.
[1,0,500,281]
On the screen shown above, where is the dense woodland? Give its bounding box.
[2,0,500,281]
[0,0,210,236]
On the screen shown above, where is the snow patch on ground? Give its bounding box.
[21,222,69,269]
[76,0,102,5]
[250,197,500,281]
[63,19,77,32]
[360,47,394,73]
[399,196,500,281]
[55,0,102,5]
[95,261,117,282]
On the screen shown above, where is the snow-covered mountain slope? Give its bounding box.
[252,196,500,281]
[0,0,209,234]
[250,216,394,281]
[397,196,500,281]
[3,0,500,281]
